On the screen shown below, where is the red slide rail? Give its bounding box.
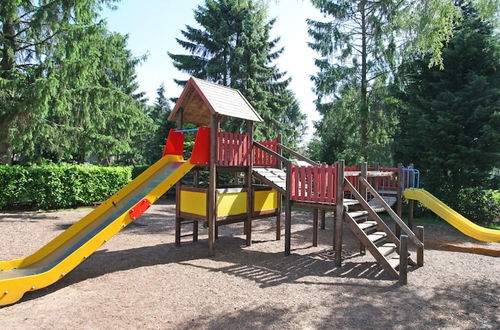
[216,131,250,166]
[290,163,337,203]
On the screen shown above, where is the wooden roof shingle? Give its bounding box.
[168,77,264,126]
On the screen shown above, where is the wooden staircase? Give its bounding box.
[344,177,424,281]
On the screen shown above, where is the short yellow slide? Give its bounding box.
[0,154,195,306]
[404,188,500,243]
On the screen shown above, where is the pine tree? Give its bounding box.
[9,25,153,164]
[142,84,176,164]
[395,4,499,198]
[0,0,118,164]
[168,0,306,145]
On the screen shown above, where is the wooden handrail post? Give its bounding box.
[313,208,318,247]
[246,120,254,246]
[416,226,424,266]
[399,234,408,284]
[334,160,344,266]
[175,107,184,247]
[208,113,218,256]
[285,160,292,255]
[395,163,403,238]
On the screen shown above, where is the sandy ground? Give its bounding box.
[0,200,498,330]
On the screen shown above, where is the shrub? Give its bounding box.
[0,164,131,210]
[454,188,500,226]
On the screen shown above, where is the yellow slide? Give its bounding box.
[0,154,195,306]
[404,188,500,243]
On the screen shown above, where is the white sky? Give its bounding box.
[102,0,325,142]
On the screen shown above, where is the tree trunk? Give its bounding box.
[360,1,369,162]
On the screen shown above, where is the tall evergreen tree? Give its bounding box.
[9,24,152,164]
[0,0,118,164]
[307,0,497,163]
[168,0,306,145]
[142,84,176,164]
[395,4,499,199]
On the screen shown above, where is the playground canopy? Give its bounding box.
[168,77,264,126]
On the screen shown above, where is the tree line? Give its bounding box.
[1,0,498,220]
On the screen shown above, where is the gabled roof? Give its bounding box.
[168,77,264,126]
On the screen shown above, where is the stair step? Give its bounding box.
[387,254,401,270]
[377,243,397,257]
[347,211,368,219]
[357,221,377,231]
[367,231,387,244]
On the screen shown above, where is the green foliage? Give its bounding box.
[454,188,500,225]
[0,164,131,210]
[169,0,306,147]
[142,84,176,165]
[1,1,151,165]
[395,5,499,199]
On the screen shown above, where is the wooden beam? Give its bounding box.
[358,177,423,248]
[246,120,253,246]
[285,160,292,255]
[277,143,319,166]
[399,234,408,285]
[334,160,344,266]
[320,209,326,230]
[175,107,184,247]
[313,208,318,247]
[416,226,424,266]
[207,113,218,256]
[396,163,403,238]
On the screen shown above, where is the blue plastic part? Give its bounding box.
[175,128,199,133]
[402,167,420,190]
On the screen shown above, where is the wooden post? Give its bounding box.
[285,160,292,255]
[276,135,282,240]
[313,208,318,247]
[399,234,408,285]
[359,162,367,255]
[372,162,379,191]
[193,221,198,242]
[395,163,403,238]
[208,113,218,256]
[407,163,414,230]
[416,226,424,267]
[246,120,253,246]
[334,160,344,266]
[320,210,326,230]
[175,108,184,247]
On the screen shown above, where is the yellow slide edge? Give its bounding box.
[404,188,500,243]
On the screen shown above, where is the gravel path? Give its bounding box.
[0,200,498,329]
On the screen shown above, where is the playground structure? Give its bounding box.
[0,77,498,306]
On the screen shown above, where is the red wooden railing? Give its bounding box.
[253,139,278,167]
[377,167,398,191]
[291,164,337,203]
[344,165,359,192]
[216,132,250,166]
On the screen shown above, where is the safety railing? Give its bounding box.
[290,163,337,203]
[216,131,250,166]
[402,168,420,189]
[253,139,279,167]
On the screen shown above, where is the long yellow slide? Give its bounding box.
[404,188,500,243]
[0,154,195,306]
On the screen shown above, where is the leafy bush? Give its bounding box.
[0,164,131,210]
[454,188,500,226]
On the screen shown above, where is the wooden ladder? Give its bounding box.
[344,177,424,282]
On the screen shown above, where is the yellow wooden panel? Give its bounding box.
[254,190,278,211]
[180,190,207,216]
[217,192,247,216]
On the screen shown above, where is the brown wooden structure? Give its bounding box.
[167,77,424,282]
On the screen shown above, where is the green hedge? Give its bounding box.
[0,164,131,210]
